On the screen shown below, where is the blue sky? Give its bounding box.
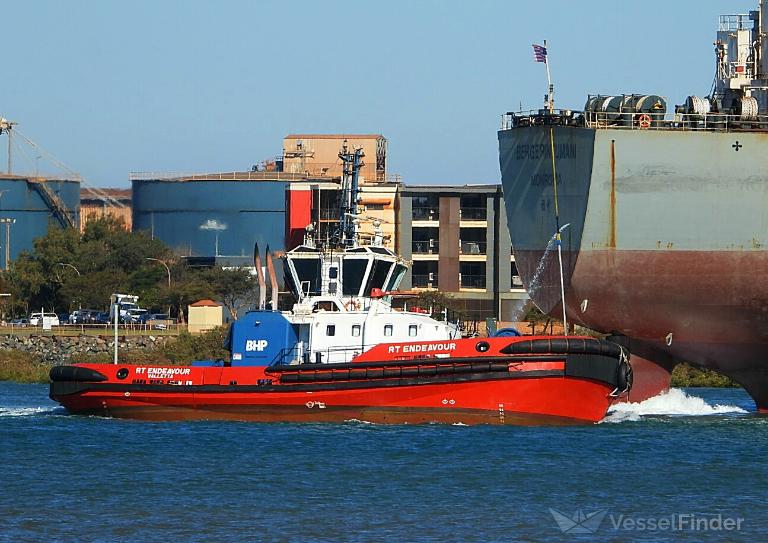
[2,0,756,187]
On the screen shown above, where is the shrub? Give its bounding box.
[0,350,49,383]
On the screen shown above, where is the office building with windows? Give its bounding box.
[397,184,528,322]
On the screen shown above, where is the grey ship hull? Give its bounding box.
[499,124,768,408]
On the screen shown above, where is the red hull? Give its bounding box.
[52,375,615,425]
[49,337,630,425]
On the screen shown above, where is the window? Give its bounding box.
[384,324,393,336]
[460,194,487,220]
[329,266,338,279]
[326,325,336,336]
[460,262,486,289]
[411,261,438,288]
[343,259,369,296]
[412,227,440,254]
[352,324,361,337]
[409,325,418,337]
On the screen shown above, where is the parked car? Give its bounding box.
[10,318,30,327]
[121,308,148,324]
[29,313,60,327]
[93,312,111,324]
[139,313,172,330]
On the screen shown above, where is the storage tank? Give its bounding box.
[0,175,80,265]
[131,173,291,259]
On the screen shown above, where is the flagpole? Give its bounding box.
[544,39,554,112]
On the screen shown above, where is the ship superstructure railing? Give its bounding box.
[718,14,752,31]
[501,110,768,132]
[269,342,383,367]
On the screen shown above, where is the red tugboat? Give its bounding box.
[49,144,631,424]
[49,335,631,425]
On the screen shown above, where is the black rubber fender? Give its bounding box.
[49,365,108,383]
[617,360,633,392]
[500,338,623,357]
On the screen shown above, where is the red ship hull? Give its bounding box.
[49,337,631,425]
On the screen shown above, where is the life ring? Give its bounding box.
[638,113,652,129]
[344,300,360,312]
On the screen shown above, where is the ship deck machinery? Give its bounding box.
[498,2,768,409]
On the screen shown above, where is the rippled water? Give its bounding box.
[1,383,766,542]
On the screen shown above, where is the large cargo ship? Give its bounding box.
[499,2,768,409]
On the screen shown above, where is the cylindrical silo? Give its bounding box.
[131,175,289,259]
[0,175,80,265]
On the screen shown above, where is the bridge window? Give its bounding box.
[409,325,418,337]
[343,259,369,296]
[384,324,393,336]
[352,324,361,337]
[326,325,336,336]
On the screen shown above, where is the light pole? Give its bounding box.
[147,257,172,318]
[57,262,81,276]
[146,258,170,288]
[58,263,82,319]
[0,118,17,174]
[199,219,227,257]
[0,218,16,271]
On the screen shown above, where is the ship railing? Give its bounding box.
[500,109,582,130]
[584,110,768,132]
[502,109,768,132]
[718,14,752,31]
[269,342,381,366]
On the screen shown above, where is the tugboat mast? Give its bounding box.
[336,140,365,248]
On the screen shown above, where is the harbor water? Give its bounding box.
[1,382,766,542]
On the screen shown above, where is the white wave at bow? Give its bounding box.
[602,388,747,423]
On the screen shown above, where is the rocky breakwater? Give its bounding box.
[0,334,171,364]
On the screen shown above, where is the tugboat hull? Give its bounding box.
[50,337,631,425]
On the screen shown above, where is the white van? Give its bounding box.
[29,312,60,327]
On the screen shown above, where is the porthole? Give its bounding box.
[116,368,129,380]
[475,341,490,353]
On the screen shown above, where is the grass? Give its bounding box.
[0,350,51,383]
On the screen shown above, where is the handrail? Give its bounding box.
[501,109,768,132]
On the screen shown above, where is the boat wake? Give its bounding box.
[601,388,747,423]
[0,406,63,418]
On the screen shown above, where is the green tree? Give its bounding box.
[203,267,257,319]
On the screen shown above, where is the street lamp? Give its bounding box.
[146,258,170,288]
[0,218,16,271]
[199,219,227,257]
[58,262,82,316]
[147,257,172,319]
[57,262,81,276]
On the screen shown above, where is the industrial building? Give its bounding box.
[0,175,79,267]
[396,184,528,322]
[282,134,387,182]
[80,188,132,231]
[126,134,528,324]
[130,171,313,265]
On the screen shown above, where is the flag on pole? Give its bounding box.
[532,43,547,63]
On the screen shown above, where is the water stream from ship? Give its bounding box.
[510,224,570,321]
